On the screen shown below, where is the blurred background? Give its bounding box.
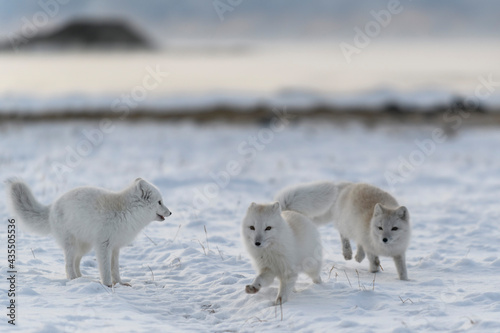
[1,0,500,117]
[2,4,500,331]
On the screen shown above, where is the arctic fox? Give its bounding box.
[275,181,411,280]
[6,178,172,287]
[242,202,322,304]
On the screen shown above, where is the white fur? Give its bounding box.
[275,181,352,225]
[276,181,411,280]
[242,202,322,304]
[6,178,172,286]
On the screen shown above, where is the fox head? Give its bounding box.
[134,178,172,222]
[370,203,410,250]
[242,202,282,249]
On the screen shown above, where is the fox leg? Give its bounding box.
[367,252,380,273]
[340,234,352,260]
[355,245,365,263]
[62,235,78,280]
[245,269,275,294]
[74,242,91,278]
[306,263,322,284]
[111,248,131,286]
[96,240,112,287]
[74,254,83,277]
[276,274,298,305]
[393,254,408,280]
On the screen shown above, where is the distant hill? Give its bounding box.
[0,19,154,52]
[2,1,500,41]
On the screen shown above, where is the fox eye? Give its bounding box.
[158,200,162,205]
[265,226,272,231]
[378,227,383,230]
[249,226,255,230]
[391,227,398,231]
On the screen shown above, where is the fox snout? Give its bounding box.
[156,209,172,221]
[254,235,263,247]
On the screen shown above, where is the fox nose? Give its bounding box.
[383,238,388,243]
[255,242,261,247]
[168,212,172,216]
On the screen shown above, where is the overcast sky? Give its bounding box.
[1,1,499,42]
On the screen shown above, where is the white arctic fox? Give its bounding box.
[275,181,411,280]
[6,178,172,287]
[242,202,322,304]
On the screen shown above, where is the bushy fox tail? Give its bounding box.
[275,181,349,225]
[6,180,51,236]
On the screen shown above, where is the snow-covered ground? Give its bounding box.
[1,119,500,332]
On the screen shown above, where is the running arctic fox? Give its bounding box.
[275,181,411,280]
[6,178,172,287]
[242,202,322,304]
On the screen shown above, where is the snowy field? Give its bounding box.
[1,119,500,332]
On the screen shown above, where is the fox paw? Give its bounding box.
[112,281,132,287]
[343,250,352,261]
[245,285,259,294]
[355,252,365,263]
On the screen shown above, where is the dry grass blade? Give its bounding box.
[344,270,352,288]
[198,240,207,255]
[173,224,182,242]
[356,269,361,289]
[169,257,182,271]
[399,296,413,304]
[98,282,112,294]
[143,232,157,246]
[204,225,210,251]
[148,265,155,282]
[280,297,283,321]
[31,248,36,259]
[216,245,224,260]
[328,265,336,280]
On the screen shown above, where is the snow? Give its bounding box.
[1,120,500,332]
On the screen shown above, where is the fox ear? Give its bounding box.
[396,206,409,221]
[373,203,384,217]
[249,202,257,210]
[136,179,151,201]
[272,201,281,212]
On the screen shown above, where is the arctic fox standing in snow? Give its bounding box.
[242,202,322,304]
[6,178,172,287]
[275,181,411,280]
